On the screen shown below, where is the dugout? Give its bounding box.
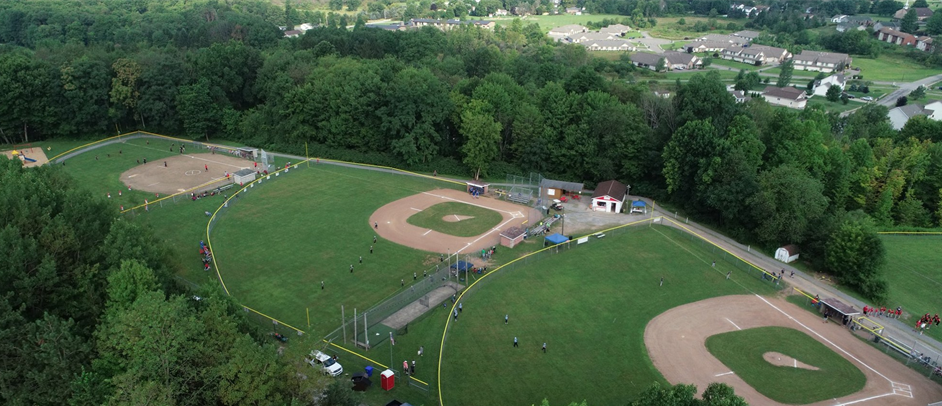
[466,181,489,196]
[233,168,256,185]
[500,226,526,248]
[237,147,259,160]
[820,298,860,328]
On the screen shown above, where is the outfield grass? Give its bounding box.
[211,165,462,334]
[881,235,942,342]
[406,202,503,237]
[439,225,778,406]
[706,326,865,404]
[852,55,942,82]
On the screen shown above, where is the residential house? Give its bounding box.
[548,24,588,41]
[791,50,851,73]
[663,51,701,70]
[565,7,582,15]
[283,30,302,38]
[366,23,408,31]
[874,21,902,31]
[580,40,635,51]
[721,44,791,65]
[926,101,942,120]
[813,74,846,97]
[876,27,917,46]
[762,86,808,109]
[599,24,631,35]
[630,52,665,71]
[888,104,930,130]
[836,16,872,32]
[492,8,509,16]
[569,32,616,43]
[729,90,751,103]
[409,18,496,31]
[683,41,740,53]
[732,30,761,41]
[731,4,764,16]
[653,90,671,98]
[894,7,933,21]
[697,33,748,46]
[917,36,935,52]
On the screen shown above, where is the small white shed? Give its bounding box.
[775,245,799,263]
[233,168,256,186]
[591,180,628,213]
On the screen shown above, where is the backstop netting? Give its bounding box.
[260,149,273,170]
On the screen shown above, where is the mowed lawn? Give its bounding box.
[491,14,625,32]
[706,326,865,404]
[440,225,777,406]
[881,235,942,342]
[852,56,942,82]
[211,164,459,334]
[407,202,503,237]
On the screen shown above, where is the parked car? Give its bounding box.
[309,350,343,377]
[844,93,855,99]
[861,96,873,101]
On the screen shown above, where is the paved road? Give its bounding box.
[636,31,674,53]
[651,203,942,361]
[876,73,942,108]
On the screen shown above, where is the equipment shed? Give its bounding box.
[500,226,526,248]
[233,168,256,185]
[540,179,583,200]
[591,180,628,213]
[775,245,799,263]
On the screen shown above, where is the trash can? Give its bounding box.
[365,366,374,377]
[380,369,395,391]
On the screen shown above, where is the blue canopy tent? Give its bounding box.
[544,233,569,247]
[450,261,474,271]
[631,200,647,214]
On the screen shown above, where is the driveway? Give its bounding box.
[636,31,675,54]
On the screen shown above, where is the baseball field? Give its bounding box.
[42,133,942,406]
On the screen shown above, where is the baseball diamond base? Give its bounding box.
[370,188,537,255]
[645,295,942,406]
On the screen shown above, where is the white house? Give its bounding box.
[775,245,799,263]
[831,15,848,23]
[591,180,628,213]
[599,24,631,35]
[925,101,942,120]
[888,104,930,130]
[548,24,587,41]
[762,86,808,109]
[580,40,635,51]
[813,74,846,97]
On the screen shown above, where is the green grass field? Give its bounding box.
[708,59,764,71]
[647,17,751,40]
[211,165,461,334]
[880,235,942,342]
[490,14,625,32]
[806,99,865,114]
[852,55,942,82]
[439,225,778,406]
[406,202,503,237]
[706,326,866,404]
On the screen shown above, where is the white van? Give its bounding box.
[309,350,343,377]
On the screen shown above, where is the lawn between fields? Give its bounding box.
[406,202,503,237]
[706,326,866,404]
[438,225,780,406]
[879,235,942,343]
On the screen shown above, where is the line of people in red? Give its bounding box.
[862,305,902,319]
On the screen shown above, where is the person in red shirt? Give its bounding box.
[863,306,869,315]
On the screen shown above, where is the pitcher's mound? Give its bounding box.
[762,352,819,370]
[443,215,474,222]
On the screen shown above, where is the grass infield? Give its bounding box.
[706,326,866,404]
[439,225,778,406]
[406,202,503,237]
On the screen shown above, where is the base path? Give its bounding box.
[120,153,250,195]
[645,295,942,406]
[370,188,536,255]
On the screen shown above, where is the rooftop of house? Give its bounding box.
[763,86,807,100]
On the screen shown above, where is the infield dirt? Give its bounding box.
[119,153,252,195]
[645,295,942,405]
[370,189,540,255]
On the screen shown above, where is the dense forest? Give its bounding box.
[2,0,942,355]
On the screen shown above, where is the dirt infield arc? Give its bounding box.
[645,295,942,406]
[370,189,537,254]
[120,153,252,195]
